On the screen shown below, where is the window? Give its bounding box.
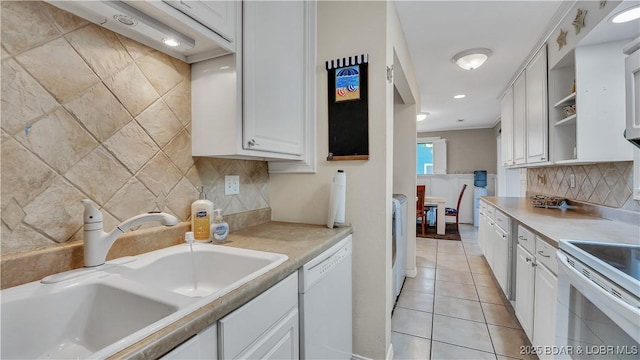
[417,137,447,175]
[417,143,434,175]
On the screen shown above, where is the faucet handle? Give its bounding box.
[81,199,103,225]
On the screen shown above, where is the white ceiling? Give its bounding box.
[395,0,566,133]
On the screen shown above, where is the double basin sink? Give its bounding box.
[1,243,288,359]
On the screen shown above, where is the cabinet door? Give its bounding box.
[515,245,535,338]
[492,225,509,296]
[163,1,236,42]
[478,212,486,254]
[532,263,557,360]
[243,1,305,156]
[513,73,527,165]
[237,308,299,360]
[161,324,217,359]
[219,273,298,359]
[526,45,548,164]
[501,86,514,166]
[484,219,495,271]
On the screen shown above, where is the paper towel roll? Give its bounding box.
[327,170,346,229]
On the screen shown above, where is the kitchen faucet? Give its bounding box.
[81,199,179,267]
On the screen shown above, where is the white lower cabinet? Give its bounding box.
[514,230,558,359]
[532,260,557,360]
[515,244,536,338]
[480,203,510,297]
[219,272,298,359]
[161,324,218,359]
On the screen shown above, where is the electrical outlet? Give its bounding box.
[225,175,240,195]
[569,174,576,188]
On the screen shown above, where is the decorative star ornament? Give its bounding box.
[600,1,606,9]
[573,9,587,34]
[556,29,568,50]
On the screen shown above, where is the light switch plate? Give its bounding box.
[225,175,240,195]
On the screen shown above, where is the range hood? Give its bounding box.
[47,1,236,63]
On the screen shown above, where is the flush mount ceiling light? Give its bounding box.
[453,94,466,99]
[417,113,429,121]
[452,48,492,70]
[610,4,640,23]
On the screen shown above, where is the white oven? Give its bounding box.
[556,240,639,360]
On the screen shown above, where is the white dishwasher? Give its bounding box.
[299,234,352,359]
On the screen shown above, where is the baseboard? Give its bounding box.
[352,353,375,360]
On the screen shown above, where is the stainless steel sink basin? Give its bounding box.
[1,243,288,359]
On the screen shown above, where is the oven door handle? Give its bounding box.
[557,252,640,339]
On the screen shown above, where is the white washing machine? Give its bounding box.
[392,194,407,306]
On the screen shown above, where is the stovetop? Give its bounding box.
[559,240,640,298]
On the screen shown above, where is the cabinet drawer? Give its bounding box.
[480,201,488,212]
[535,236,558,275]
[517,225,536,254]
[219,272,298,358]
[494,210,510,232]
[485,205,495,220]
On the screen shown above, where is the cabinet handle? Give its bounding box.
[518,235,528,241]
[532,263,538,267]
[541,156,546,160]
[247,139,260,147]
[526,257,532,262]
[501,234,506,239]
[537,251,551,258]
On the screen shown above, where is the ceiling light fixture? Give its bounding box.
[162,37,181,47]
[610,4,640,23]
[453,94,466,99]
[452,48,492,70]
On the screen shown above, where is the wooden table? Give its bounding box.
[425,196,446,235]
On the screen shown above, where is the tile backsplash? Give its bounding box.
[527,162,639,212]
[1,1,270,255]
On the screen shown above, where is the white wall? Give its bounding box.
[270,2,419,358]
[270,2,393,358]
[393,101,417,278]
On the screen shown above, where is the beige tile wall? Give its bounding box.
[527,162,639,212]
[1,1,270,255]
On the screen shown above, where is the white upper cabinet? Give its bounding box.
[501,86,514,166]
[512,73,527,165]
[192,1,316,166]
[163,1,236,42]
[525,45,548,164]
[502,46,548,168]
[242,1,304,156]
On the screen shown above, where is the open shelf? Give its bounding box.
[555,114,577,126]
[553,92,576,107]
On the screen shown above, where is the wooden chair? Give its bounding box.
[445,184,467,228]
[416,185,426,235]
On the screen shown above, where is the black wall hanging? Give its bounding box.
[326,54,369,161]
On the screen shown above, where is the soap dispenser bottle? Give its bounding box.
[191,187,213,242]
[212,209,229,242]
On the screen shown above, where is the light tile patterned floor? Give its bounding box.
[391,224,537,360]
